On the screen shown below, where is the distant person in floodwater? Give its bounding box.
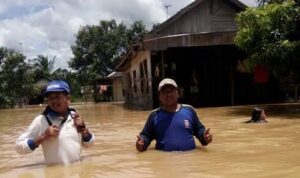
[16,80,95,165]
[245,107,268,123]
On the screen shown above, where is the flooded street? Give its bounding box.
[0,102,299,178]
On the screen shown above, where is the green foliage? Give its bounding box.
[52,68,69,80]
[127,20,148,45]
[69,19,148,85]
[235,2,300,77]
[0,47,35,108]
[0,19,149,107]
[32,55,55,80]
[65,72,82,100]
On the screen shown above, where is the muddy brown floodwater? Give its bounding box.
[0,102,299,178]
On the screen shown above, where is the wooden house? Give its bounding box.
[115,0,282,109]
[107,71,125,101]
[115,44,153,109]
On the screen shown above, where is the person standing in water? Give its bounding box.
[16,80,95,165]
[136,78,212,152]
[245,107,268,123]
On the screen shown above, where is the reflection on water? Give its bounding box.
[0,102,300,178]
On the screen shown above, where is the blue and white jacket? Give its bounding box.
[139,104,207,151]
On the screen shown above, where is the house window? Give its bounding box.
[143,59,149,93]
[126,72,132,99]
[140,62,144,93]
[132,70,137,93]
[140,59,148,94]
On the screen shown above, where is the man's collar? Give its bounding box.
[45,106,69,118]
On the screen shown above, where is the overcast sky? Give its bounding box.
[0,0,256,70]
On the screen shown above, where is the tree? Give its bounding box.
[127,20,148,45]
[69,20,125,84]
[69,19,148,85]
[0,47,35,108]
[32,55,56,80]
[52,68,69,80]
[235,1,300,78]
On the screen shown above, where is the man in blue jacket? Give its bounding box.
[136,78,212,152]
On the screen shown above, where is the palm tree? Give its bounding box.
[33,55,56,79]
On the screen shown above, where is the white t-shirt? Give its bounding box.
[16,113,95,165]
